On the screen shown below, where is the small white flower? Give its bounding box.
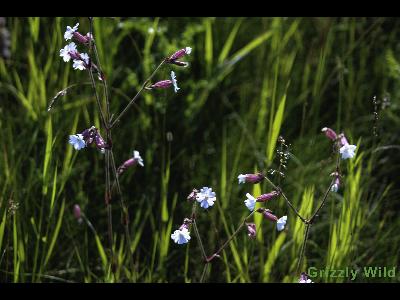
[331,183,339,193]
[60,42,77,62]
[133,150,144,167]
[73,59,86,70]
[148,27,155,34]
[339,144,357,160]
[196,187,216,209]
[244,193,257,211]
[171,228,191,244]
[69,134,86,150]
[170,71,180,93]
[64,23,79,41]
[276,215,287,231]
[185,47,192,55]
[238,174,246,184]
[80,53,90,65]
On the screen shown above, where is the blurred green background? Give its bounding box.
[0,17,399,283]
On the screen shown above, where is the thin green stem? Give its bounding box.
[296,223,311,274]
[263,175,306,223]
[109,59,166,129]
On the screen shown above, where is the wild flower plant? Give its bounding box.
[52,17,193,281]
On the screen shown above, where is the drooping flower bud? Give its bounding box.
[321,127,337,141]
[256,190,280,202]
[237,173,264,184]
[117,150,144,175]
[167,47,192,62]
[179,218,192,231]
[246,223,257,239]
[148,80,173,90]
[257,208,278,222]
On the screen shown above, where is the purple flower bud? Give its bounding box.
[238,173,264,184]
[257,208,278,222]
[73,204,82,223]
[94,132,107,151]
[256,190,280,202]
[148,80,173,89]
[179,218,192,231]
[246,223,257,239]
[169,60,189,67]
[117,150,144,175]
[338,133,349,147]
[321,127,337,141]
[73,31,90,44]
[187,189,198,202]
[168,47,192,61]
[299,272,313,283]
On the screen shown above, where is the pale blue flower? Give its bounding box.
[171,228,191,244]
[69,134,86,150]
[196,187,216,209]
[276,215,287,231]
[244,193,256,211]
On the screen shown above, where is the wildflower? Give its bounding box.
[69,126,109,152]
[64,23,79,41]
[339,143,357,160]
[256,190,280,202]
[299,272,313,283]
[196,187,216,209]
[244,193,257,211]
[60,42,77,62]
[321,127,337,141]
[171,228,191,245]
[117,150,144,175]
[237,173,264,184]
[166,47,192,67]
[69,134,86,150]
[171,71,180,93]
[276,215,287,231]
[73,53,90,71]
[246,223,257,239]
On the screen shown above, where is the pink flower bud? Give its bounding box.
[168,47,192,61]
[238,173,264,184]
[321,127,337,141]
[149,80,173,89]
[257,208,278,222]
[187,189,198,201]
[179,218,192,231]
[256,190,280,202]
[246,223,256,239]
[73,31,90,44]
[73,204,82,223]
[338,133,349,147]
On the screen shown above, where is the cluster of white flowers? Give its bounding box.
[59,23,90,71]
